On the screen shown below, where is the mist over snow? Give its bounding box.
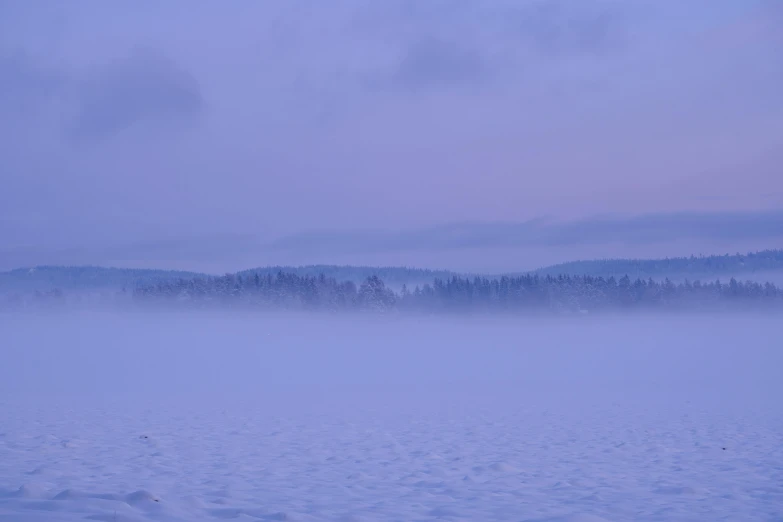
[1,311,782,521]
[2,0,783,520]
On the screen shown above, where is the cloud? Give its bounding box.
[265,211,783,255]
[511,0,628,57]
[0,1,781,266]
[0,49,66,117]
[356,0,629,92]
[4,211,781,273]
[67,47,203,141]
[384,37,490,91]
[758,0,783,42]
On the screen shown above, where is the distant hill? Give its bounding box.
[3,249,783,295]
[531,249,783,283]
[0,266,206,294]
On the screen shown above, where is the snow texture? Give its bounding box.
[1,312,782,521]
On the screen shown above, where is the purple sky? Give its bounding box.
[1,0,782,271]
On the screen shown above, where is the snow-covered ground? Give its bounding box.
[1,312,781,522]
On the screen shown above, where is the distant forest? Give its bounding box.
[236,265,458,290]
[127,272,782,314]
[2,250,783,314]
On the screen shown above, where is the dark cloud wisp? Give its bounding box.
[68,48,203,141]
[266,211,783,256]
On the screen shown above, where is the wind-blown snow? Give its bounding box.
[1,312,781,521]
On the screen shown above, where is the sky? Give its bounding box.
[1,0,782,272]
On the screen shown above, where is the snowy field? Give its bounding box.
[1,312,782,522]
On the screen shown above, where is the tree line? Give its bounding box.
[127,271,783,314]
[5,270,782,314]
